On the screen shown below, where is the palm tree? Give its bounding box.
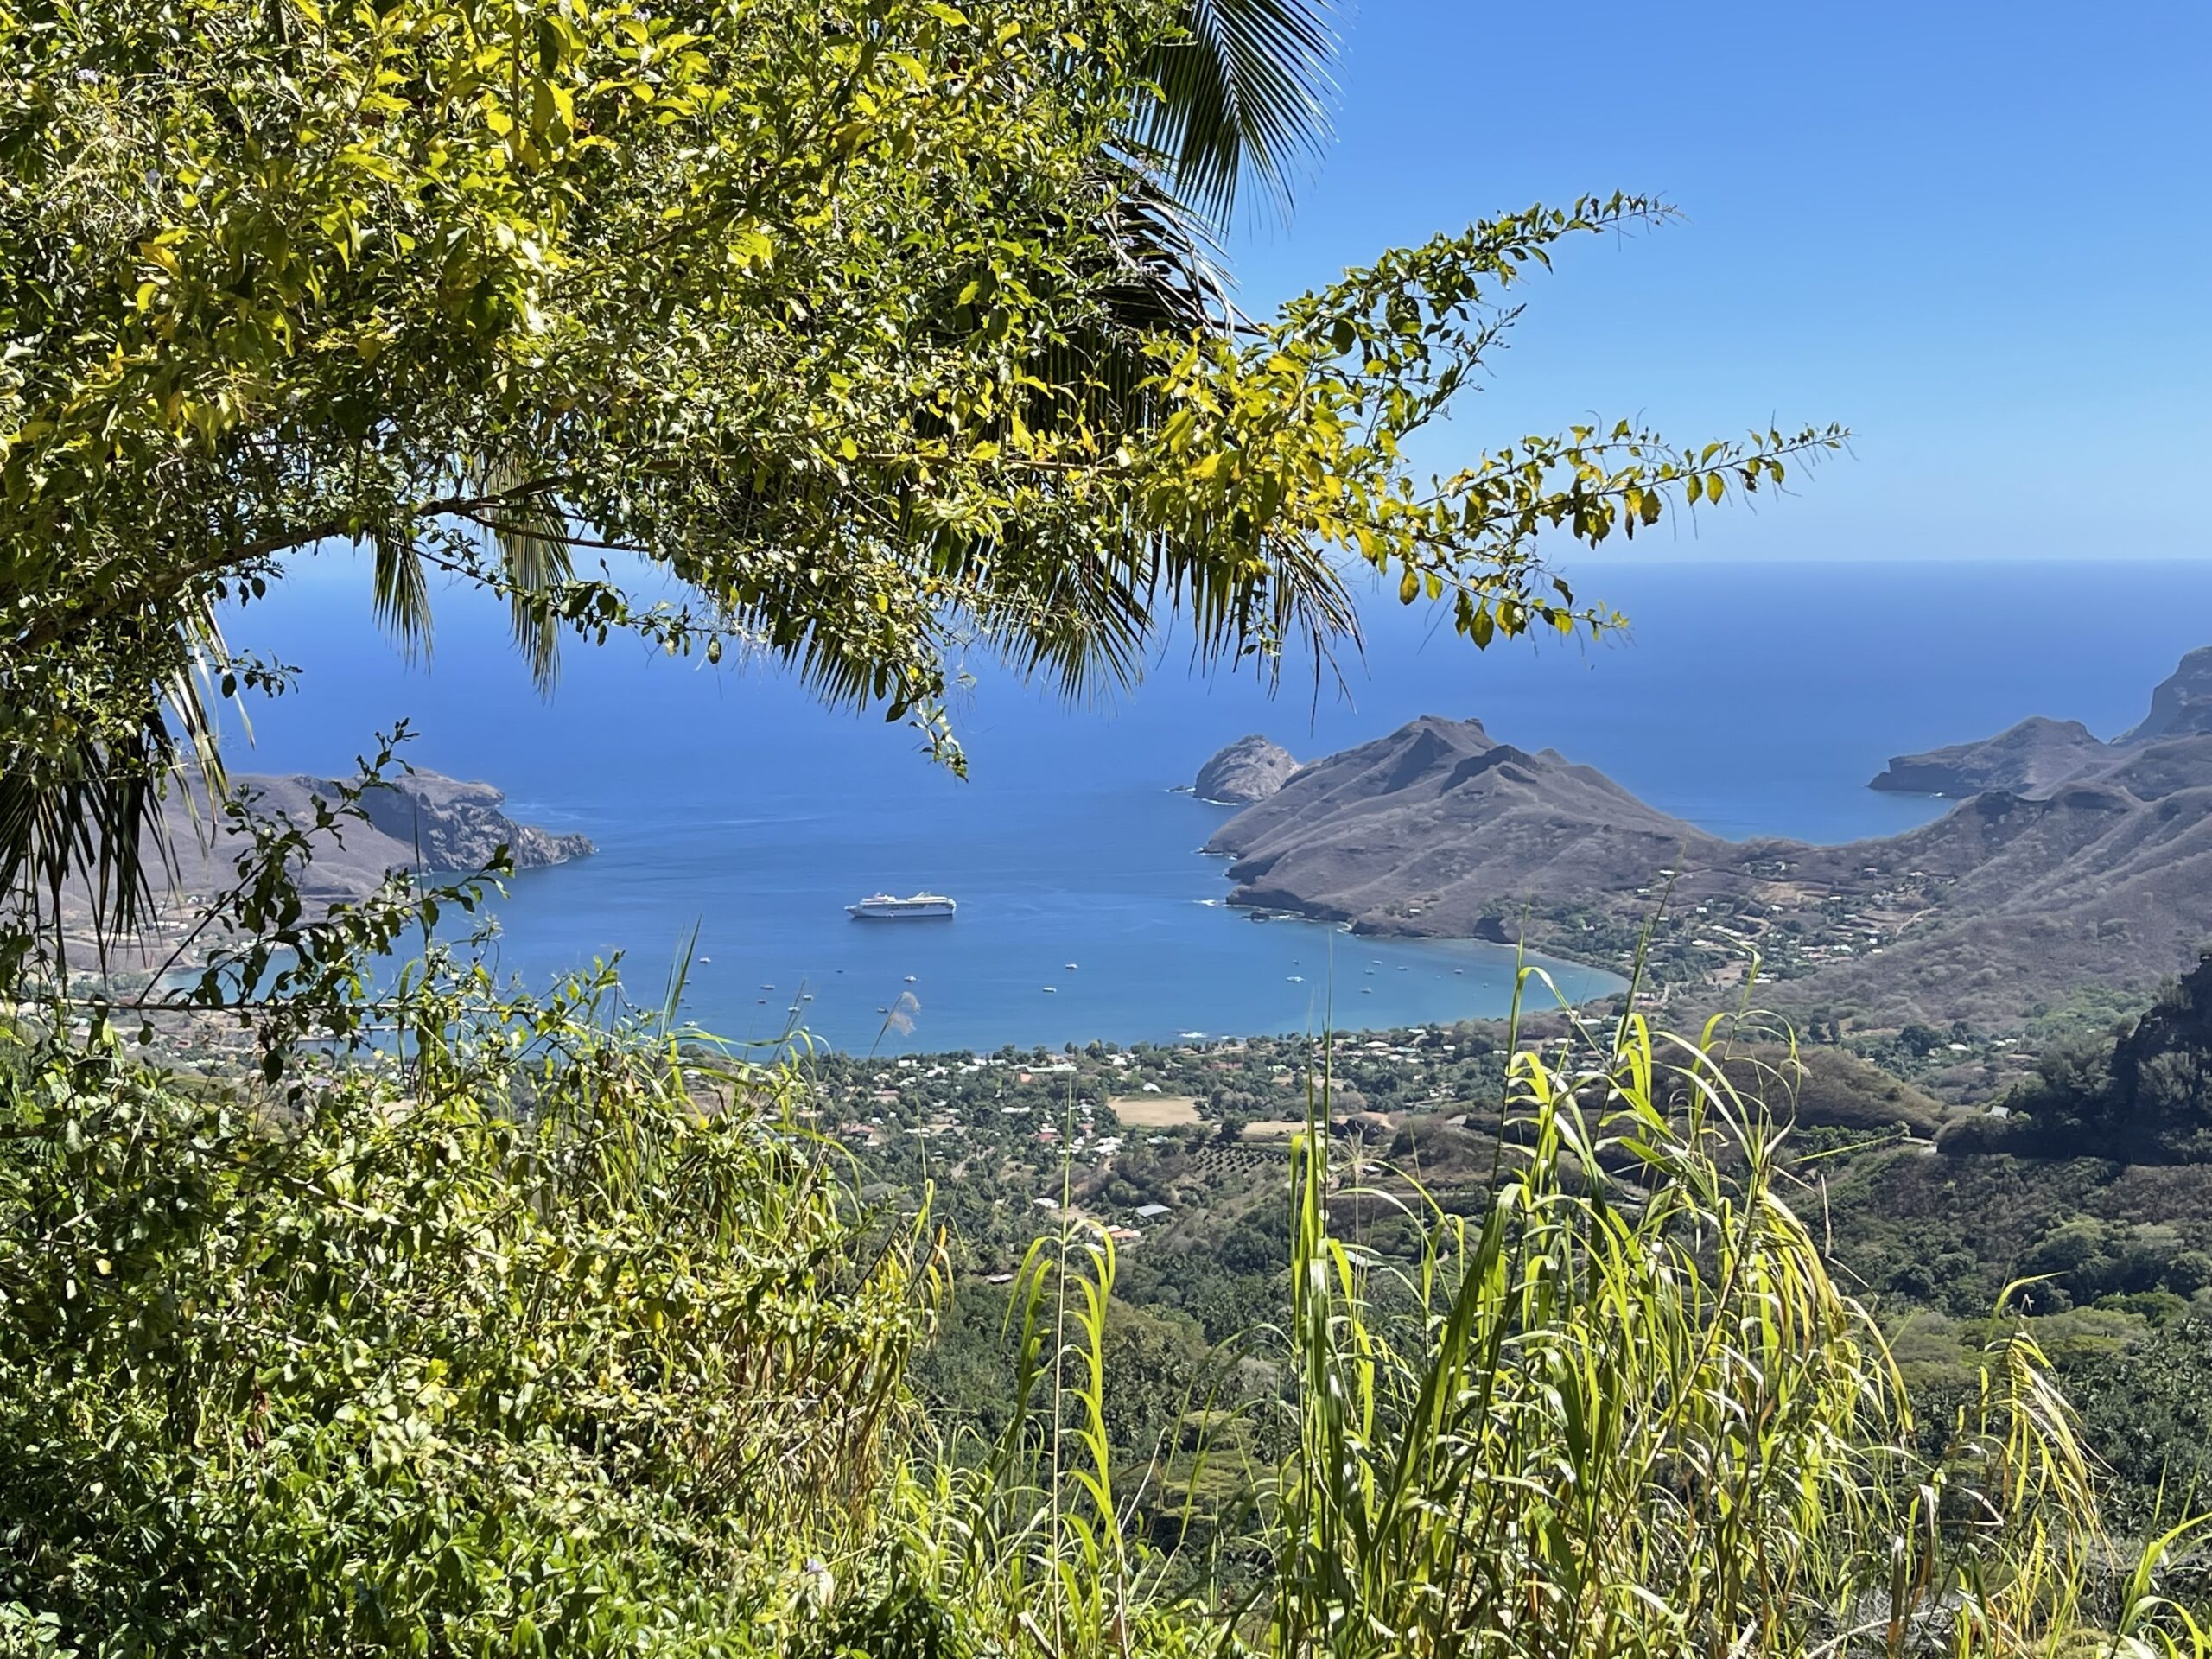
[1094,0,1339,342]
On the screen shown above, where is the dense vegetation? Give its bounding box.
[1,976,931,1654]
[8,906,2209,1653]
[1942,952,2212,1162]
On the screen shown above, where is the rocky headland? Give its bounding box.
[1868,717,2112,798]
[157,768,594,905]
[1870,648,2212,798]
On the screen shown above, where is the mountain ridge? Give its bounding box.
[1206,675,2212,1029]
[1871,649,2212,798]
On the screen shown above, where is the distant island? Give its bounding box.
[1202,649,2212,1035]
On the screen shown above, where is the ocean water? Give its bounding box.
[214,557,2212,1052]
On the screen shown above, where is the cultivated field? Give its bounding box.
[1108,1094,1202,1127]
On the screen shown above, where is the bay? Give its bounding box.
[217,557,2212,1052]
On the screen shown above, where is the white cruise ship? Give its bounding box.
[846,891,957,920]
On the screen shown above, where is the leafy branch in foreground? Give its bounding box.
[1128,197,1842,656]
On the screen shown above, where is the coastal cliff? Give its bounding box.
[2120,645,2212,743]
[1869,717,2111,797]
[1870,648,2212,798]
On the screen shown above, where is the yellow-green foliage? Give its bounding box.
[864,990,2210,1657]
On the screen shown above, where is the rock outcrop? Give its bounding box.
[351,772,594,874]
[1194,735,1300,804]
[2120,646,2212,743]
[1869,717,2113,798]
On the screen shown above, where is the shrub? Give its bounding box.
[0,982,927,1657]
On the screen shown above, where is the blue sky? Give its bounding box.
[1226,0,2210,563]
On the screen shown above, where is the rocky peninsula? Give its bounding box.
[158,768,594,905]
[1867,717,2111,798]
[1870,647,2212,798]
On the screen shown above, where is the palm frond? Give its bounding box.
[0,706,168,969]
[1095,157,1236,337]
[468,456,575,691]
[0,588,232,969]
[369,528,433,664]
[1128,0,1340,227]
